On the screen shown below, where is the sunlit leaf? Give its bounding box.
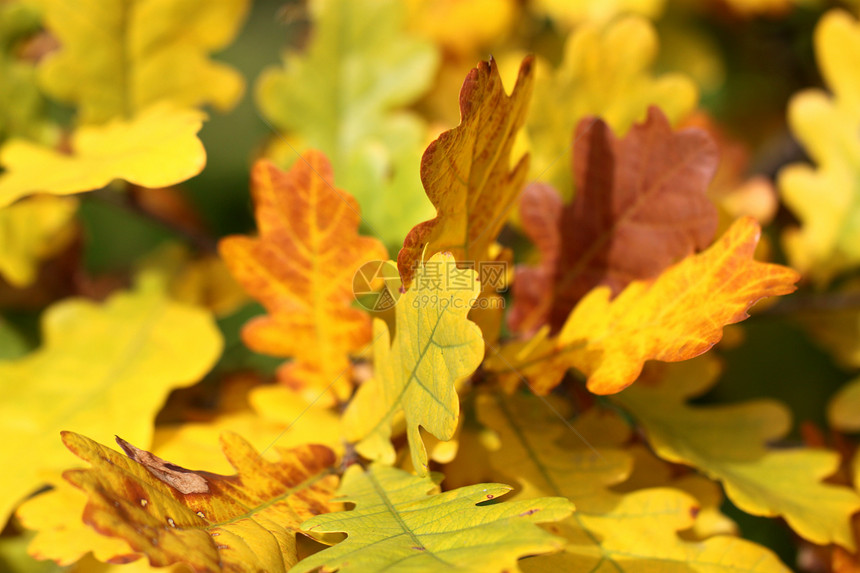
[615,356,860,549]
[343,252,484,475]
[0,105,206,208]
[0,276,222,525]
[220,154,387,404]
[489,217,798,395]
[397,57,534,287]
[291,463,572,573]
[61,432,338,572]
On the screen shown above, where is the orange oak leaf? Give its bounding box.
[61,431,338,572]
[397,56,534,287]
[510,107,719,334]
[220,154,387,404]
[488,217,799,395]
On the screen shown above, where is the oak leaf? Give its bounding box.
[397,56,534,287]
[527,16,698,194]
[61,432,338,572]
[0,194,78,287]
[511,107,720,333]
[256,0,438,248]
[16,474,139,566]
[0,276,222,525]
[0,105,206,208]
[614,356,860,549]
[778,10,860,284]
[477,392,789,572]
[291,463,573,573]
[220,154,387,404]
[343,252,484,475]
[35,0,249,124]
[489,217,799,394]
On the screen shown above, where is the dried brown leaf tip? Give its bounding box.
[115,436,209,494]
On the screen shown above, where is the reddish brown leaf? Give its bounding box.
[513,107,719,332]
[507,182,563,335]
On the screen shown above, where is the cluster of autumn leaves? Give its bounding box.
[4,0,860,571]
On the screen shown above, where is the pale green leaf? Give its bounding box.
[343,252,484,475]
[291,463,572,573]
[256,0,438,247]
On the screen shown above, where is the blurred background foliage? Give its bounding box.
[3,0,860,568]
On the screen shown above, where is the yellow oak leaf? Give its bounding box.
[563,216,798,394]
[0,276,222,526]
[0,194,78,287]
[16,474,139,566]
[779,10,860,284]
[34,0,249,124]
[291,463,573,573]
[0,105,206,208]
[614,356,860,550]
[527,16,697,195]
[343,252,484,475]
[61,432,338,572]
[477,392,789,572]
[397,56,534,287]
[487,217,798,395]
[220,154,387,405]
[256,0,438,248]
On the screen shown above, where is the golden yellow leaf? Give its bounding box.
[0,105,206,208]
[397,57,534,287]
[477,392,789,572]
[220,154,387,405]
[527,16,697,194]
[35,0,249,124]
[0,276,222,525]
[16,475,139,566]
[0,194,77,287]
[615,356,860,549]
[61,432,338,572]
[343,252,484,475]
[487,217,799,395]
[564,217,798,394]
[779,10,860,284]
